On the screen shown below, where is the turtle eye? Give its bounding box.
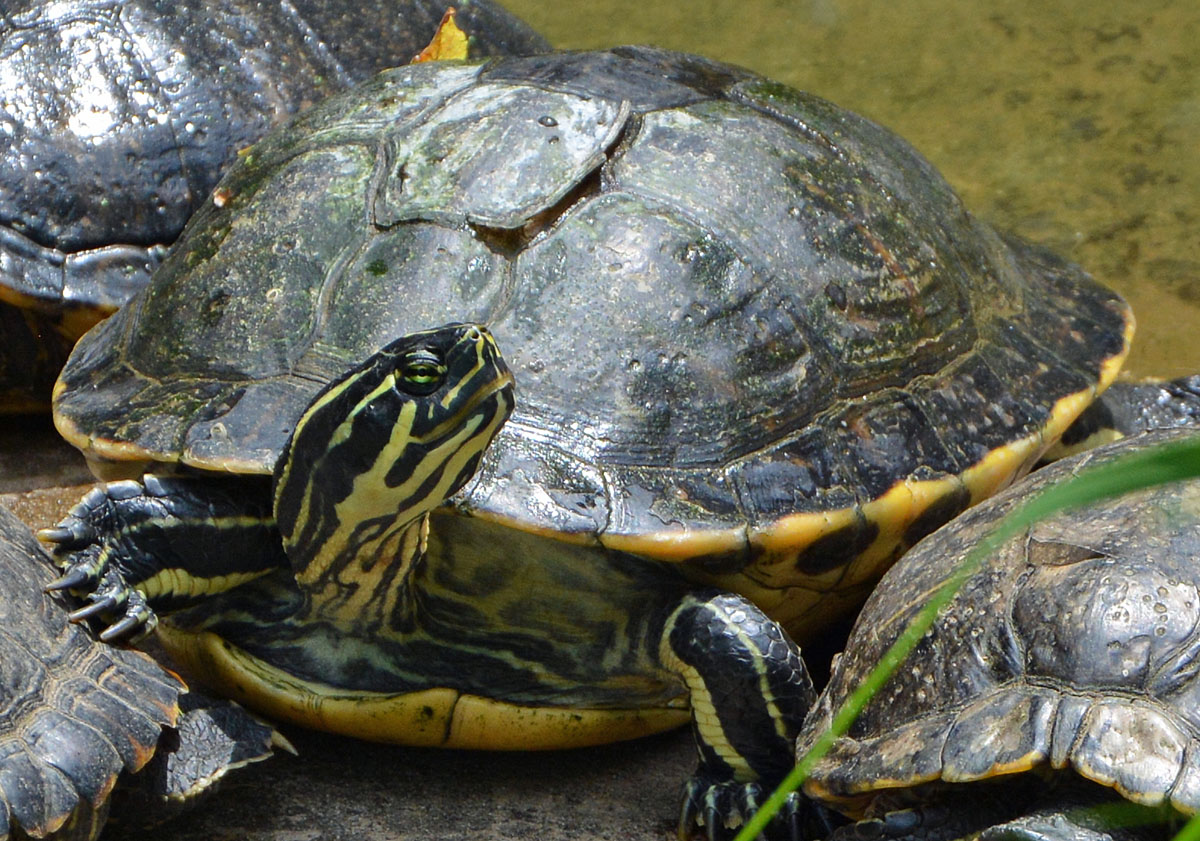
[397,351,447,395]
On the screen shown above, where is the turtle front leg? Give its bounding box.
[664,591,824,841]
[40,474,285,640]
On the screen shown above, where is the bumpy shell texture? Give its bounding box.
[801,428,1200,817]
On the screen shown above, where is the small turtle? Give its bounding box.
[799,427,1200,841]
[0,502,280,841]
[43,47,1138,837]
[0,0,548,410]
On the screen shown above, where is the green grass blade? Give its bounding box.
[1176,812,1200,841]
[734,434,1200,841]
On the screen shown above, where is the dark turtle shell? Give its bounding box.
[52,47,1132,636]
[0,503,181,840]
[0,0,548,316]
[800,427,1200,817]
[0,0,548,410]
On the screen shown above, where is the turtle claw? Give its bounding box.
[43,540,108,600]
[99,601,157,643]
[68,568,157,642]
[680,775,840,841]
[40,486,160,642]
[45,565,94,592]
[69,593,121,622]
[37,523,86,546]
[38,484,115,549]
[679,778,804,841]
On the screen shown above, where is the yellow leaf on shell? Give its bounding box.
[412,8,470,63]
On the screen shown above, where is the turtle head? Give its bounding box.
[273,323,513,588]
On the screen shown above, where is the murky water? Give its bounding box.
[503,0,1200,378]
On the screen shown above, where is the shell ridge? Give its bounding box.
[726,82,849,164]
[306,235,377,363]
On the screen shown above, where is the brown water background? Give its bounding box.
[503,0,1200,378]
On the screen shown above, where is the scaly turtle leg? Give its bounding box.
[666,590,825,841]
[42,474,283,640]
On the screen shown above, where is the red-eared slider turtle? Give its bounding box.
[0,502,279,841]
[43,47,1132,836]
[799,427,1200,841]
[0,0,548,411]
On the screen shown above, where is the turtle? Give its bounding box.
[0,501,281,841]
[41,46,1135,837]
[0,0,549,411]
[797,426,1200,841]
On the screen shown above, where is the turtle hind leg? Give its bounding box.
[663,591,824,840]
[107,690,286,829]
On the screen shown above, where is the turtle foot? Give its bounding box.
[679,775,836,841]
[40,481,160,641]
[680,777,784,841]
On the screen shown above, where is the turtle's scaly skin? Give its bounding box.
[0,501,282,840]
[53,47,1131,639]
[800,428,1200,832]
[0,504,181,841]
[0,0,548,409]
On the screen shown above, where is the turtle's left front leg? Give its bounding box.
[664,590,827,841]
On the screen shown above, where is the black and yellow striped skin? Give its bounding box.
[44,322,814,838]
[272,323,513,611]
[158,515,696,741]
[150,495,811,767]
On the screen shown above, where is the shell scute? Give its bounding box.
[21,708,123,807]
[1070,700,1188,807]
[940,689,1055,782]
[375,81,628,229]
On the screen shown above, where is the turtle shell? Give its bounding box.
[0,0,548,319]
[52,46,1132,636]
[0,0,547,413]
[0,504,181,841]
[800,427,1200,817]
